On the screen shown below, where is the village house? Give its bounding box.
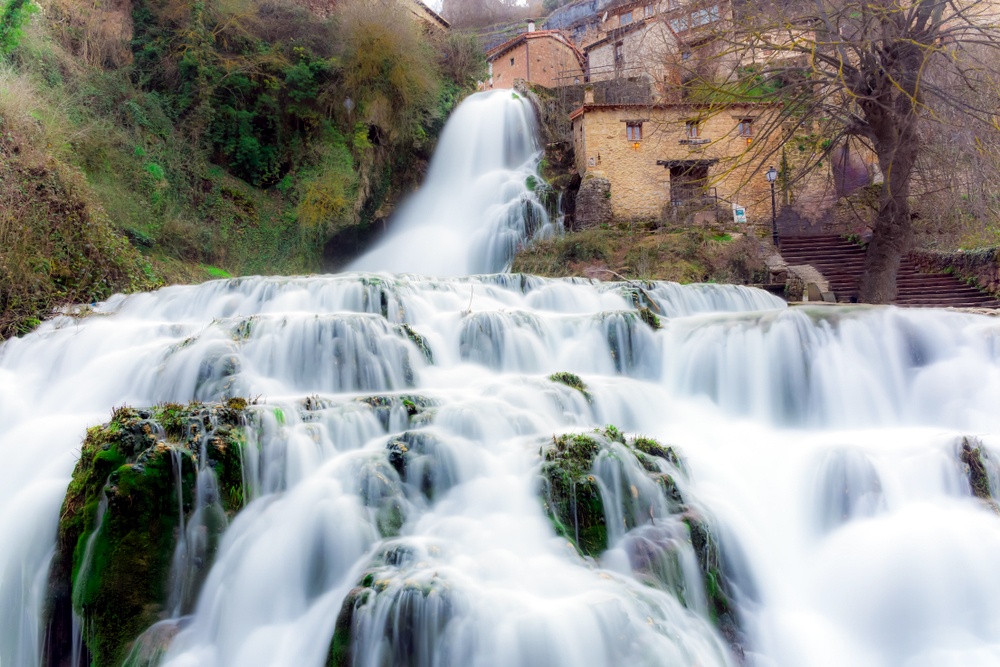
[584,0,740,94]
[584,1,671,84]
[542,0,617,48]
[486,23,586,88]
[570,96,778,225]
[472,0,836,230]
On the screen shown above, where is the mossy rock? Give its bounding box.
[386,431,455,502]
[397,323,434,364]
[356,394,436,429]
[44,401,251,666]
[539,427,686,558]
[959,436,994,501]
[326,546,455,667]
[638,306,662,330]
[540,432,607,557]
[682,512,747,659]
[548,371,592,403]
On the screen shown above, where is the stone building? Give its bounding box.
[570,98,778,226]
[584,4,671,85]
[487,25,586,89]
[583,0,739,96]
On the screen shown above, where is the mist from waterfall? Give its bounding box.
[4,90,1000,667]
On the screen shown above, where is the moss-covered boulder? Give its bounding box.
[638,306,662,330]
[386,431,456,502]
[397,324,434,364]
[541,432,607,557]
[356,394,437,430]
[959,436,995,501]
[326,543,456,667]
[539,426,684,558]
[539,425,747,658]
[548,371,592,403]
[44,401,250,667]
[683,513,747,660]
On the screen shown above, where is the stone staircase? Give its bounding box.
[778,235,1000,308]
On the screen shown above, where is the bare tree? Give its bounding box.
[702,0,1000,302]
[440,0,534,29]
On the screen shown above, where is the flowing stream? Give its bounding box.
[3,91,1000,667]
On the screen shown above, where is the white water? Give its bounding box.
[348,89,559,276]
[4,92,1000,667]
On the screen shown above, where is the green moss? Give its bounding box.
[540,433,607,557]
[49,401,252,665]
[683,514,732,623]
[326,568,452,667]
[600,424,625,444]
[548,372,592,403]
[631,437,683,471]
[638,306,662,330]
[539,427,691,559]
[357,394,436,428]
[960,436,993,500]
[398,324,434,364]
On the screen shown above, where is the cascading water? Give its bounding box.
[3,91,1000,667]
[348,89,559,276]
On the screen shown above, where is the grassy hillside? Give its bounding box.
[0,0,482,337]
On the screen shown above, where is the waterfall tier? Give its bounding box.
[3,273,1000,667]
[347,90,559,276]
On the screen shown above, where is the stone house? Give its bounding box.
[486,25,586,89]
[570,98,779,226]
[542,0,617,48]
[584,0,740,96]
[584,4,671,84]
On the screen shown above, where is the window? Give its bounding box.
[670,5,719,32]
[691,6,720,26]
[685,120,701,138]
[621,10,633,25]
[737,119,753,138]
[681,51,692,61]
[615,42,625,68]
[644,4,653,17]
[626,122,643,141]
[510,57,515,66]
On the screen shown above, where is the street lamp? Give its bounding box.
[766,166,778,246]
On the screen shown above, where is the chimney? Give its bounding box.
[528,20,536,32]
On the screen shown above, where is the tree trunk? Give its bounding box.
[858,112,919,304]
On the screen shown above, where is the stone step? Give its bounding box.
[778,236,998,309]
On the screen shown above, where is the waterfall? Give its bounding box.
[4,91,1000,667]
[348,90,559,276]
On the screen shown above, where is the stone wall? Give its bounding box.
[571,104,777,226]
[912,247,1000,295]
[574,172,613,229]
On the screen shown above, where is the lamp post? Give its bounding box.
[766,166,778,246]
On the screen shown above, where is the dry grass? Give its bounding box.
[41,0,133,68]
[0,63,159,338]
[512,225,769,285]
